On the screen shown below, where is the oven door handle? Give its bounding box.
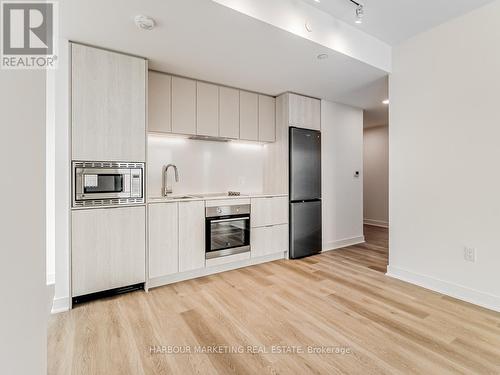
[210,216,250,223]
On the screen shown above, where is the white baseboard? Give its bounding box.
[364,219,389,228]
[51,296,71,314]
[322,236,365,252]
[387,265,500,313]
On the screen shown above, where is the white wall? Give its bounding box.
[389,0,500,311]
[52,40,71,313]
[321,100,364,250]
[0,70,48,373]
[148,135,265,197]
[363,125,389,227]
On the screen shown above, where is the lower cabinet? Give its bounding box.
[178,201,206,272]
[72,206,146,297]
[251,224,288,258]
[148,202,179,278]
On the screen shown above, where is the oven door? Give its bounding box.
[75,168,131,201]
[206,215,250,259]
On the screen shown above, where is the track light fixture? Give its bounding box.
[349,0,364,24]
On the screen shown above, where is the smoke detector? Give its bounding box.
[135,15,155,31]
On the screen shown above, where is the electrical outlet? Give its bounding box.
[464,247,476,263]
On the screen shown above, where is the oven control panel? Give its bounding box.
[206,204,250,218]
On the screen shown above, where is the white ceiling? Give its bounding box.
[61,0,388,126]
[303,0,496,45]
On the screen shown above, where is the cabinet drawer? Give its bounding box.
[251,196,288,227]
[251,224,288,258]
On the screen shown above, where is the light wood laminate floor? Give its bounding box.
[48,226,500,374]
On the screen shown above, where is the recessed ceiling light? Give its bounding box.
[382,99,390,105]
[135,15,155,31]
[314,0,321,3]
[317,54,329,60]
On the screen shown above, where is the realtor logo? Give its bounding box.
[1,1,58,69]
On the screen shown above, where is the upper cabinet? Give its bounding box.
[219,87,240,139]
[258,95,276,142]
[71,43,146,162]
[288,93,321,131]
[148,71,171,133]
[239,91,259,141]
[147,72,276,142]
[196,82,219,137]
[172,76,196,135]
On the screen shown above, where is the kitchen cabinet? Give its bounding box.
[148,71,172,133]
[239,91,259,141]
[251,196,288,228]
[196,82,219,137]
[71,206,146,297]
[71,43,146,162]
[147,73,277,142]
[251,197,288,258]
[178,201,206,272]
[288,93,321,131]
[251,224,288,258]
[148,203,178,278]
[219,87,240,139]
[172,76,196,135]
[258,95,276,142]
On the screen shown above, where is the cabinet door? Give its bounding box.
[288,93,321,131]
[178,201,205,272]
[258,95,276,142]
[306,97,321,131]
[148,203,178,278]
[148,71,172,133]
[251,224,287,258]
[71,43,146,162]
[219,87,239,139]
[251,197,288,227]
[172,76,196,135]
[72,206,146,296]
[288,93,304,128]
[196,82,219,137]
[239,91,259,141]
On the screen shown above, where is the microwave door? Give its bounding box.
[78,168,131,200]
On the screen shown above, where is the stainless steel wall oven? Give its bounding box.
[73,161,144,208]
[205,204,251,259]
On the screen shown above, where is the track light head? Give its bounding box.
[355,4,364,24]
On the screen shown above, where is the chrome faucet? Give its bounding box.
[163,164,179,197]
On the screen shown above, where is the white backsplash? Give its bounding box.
[148,135,265,197]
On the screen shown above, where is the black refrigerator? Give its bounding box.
[289,127,322,259]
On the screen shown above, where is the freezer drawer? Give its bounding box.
[290,201,322,259]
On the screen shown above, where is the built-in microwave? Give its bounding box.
[72,161,144,208]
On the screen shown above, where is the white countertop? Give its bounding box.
[148,193,288,204]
